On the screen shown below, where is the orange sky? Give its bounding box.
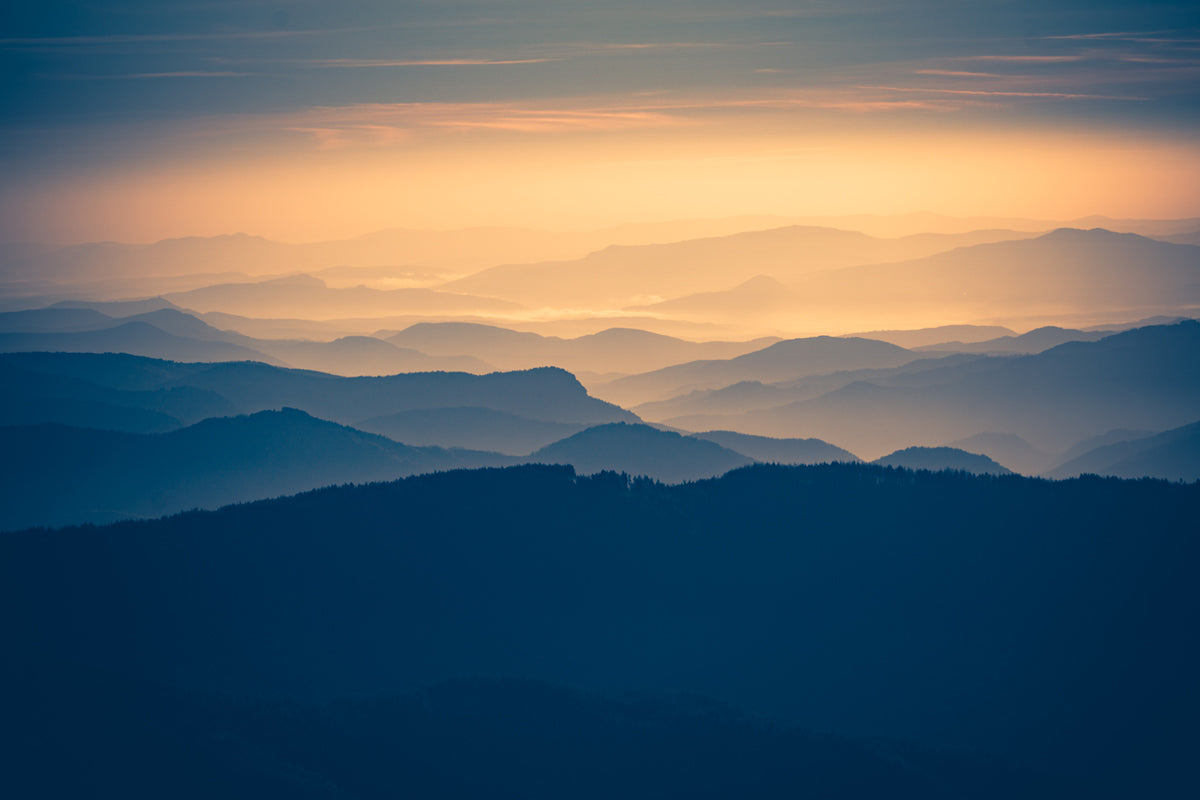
[3,2,1198,244]
[8,118,1199,244]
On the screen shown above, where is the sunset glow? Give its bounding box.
[3,1,1198,244]
[5,7,1200,795]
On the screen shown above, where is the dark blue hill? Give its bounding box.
[529,422,752,482]
[0,351,635,430]
[4,463,1197,796]
[0,409,512,530]
[874,446,1012,475]
[3,668,1080,800]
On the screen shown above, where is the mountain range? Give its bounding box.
[528,423,753,483]
[0,306,494,376]
[7,669,1080,800]
[444,225,1039,308]
[0,409,513,531]
[594,228,1200,334]
[913,325,1111,355]
[0,351,634,433]
[1045,420,1200,482]
[595,335,918,407]
[357,407,588,455]
[384,322,779,379]
[0,218,834,288]
[873,446,1013,476]
[785,229,1200,325]
[654,321,1200,458]
[163,274,523,319]
[6,463,1196,796]
[689,430,858,465]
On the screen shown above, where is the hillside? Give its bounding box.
[529,423,752,482]
[1046,420,1200,481]
[6,671,1079,800]
[0,306,495,376]
[945,432,1051,475]
[0,408,513,530]
[789,229,1200,322]
[164,274,524,318]
[915,326,1108,355]
[0,321,280,365]
[0,352,636,430]
[596,336,917,407]
[661,322,1200,459]
[357,407,587,455]
[873,446,1013,475]
[690,430,858,464]
[445,225,1035,307]
[4,463,1197,797]
[385,322,777,376]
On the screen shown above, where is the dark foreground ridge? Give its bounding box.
[6,667,1081,799]
[4,463,1198,797]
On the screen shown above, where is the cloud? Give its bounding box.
[206,41,786,73]
[282,57,559,68]
[1043,31,1200,44]
[1116,55,1200,65]
[121,71,255,79]
[213,89,975,150]
[0,28,363,47]
[39,71,256,80]
[1043,31,1168,40]
[915,69,1006,78]
[951,55,1084,63]
[564,41,788,51]
[863,85,1147,101]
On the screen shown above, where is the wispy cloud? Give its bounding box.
[915,69,1006,78]
[565,41,788,51]
[259,90,981,147]
[864,85,1147,101]
[40,71,256,80]
[951,55,1084,63]
[1116,55,1200,65]
[0,28,364,47]
[281,57,559,68]
[123,71,255,79]
[1043,30,1200,44]
[1043,31,1172,40]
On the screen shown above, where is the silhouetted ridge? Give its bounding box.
[529,422,751,482]
[0,320,280,364]
[0,408,513,530]
[662,321,1200,458]
[385,321,779,376]
[4,463,1197,797]
[597,334,915,406]
[1046,419,1200,481]
[946,432,1050,474]
[873,446,1013,475]
[0,352,635,431]
[357,406,587,454]
[4,668,1082,799]
[691,429,859,464]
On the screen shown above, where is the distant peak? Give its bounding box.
[1039,227,1143,241]
[735,274,787,290]
[261,273,326,288]
[154,232,275,246]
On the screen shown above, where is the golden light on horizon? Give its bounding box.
[8,118,1198,245]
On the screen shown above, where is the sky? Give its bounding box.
[2,1,1199,243]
